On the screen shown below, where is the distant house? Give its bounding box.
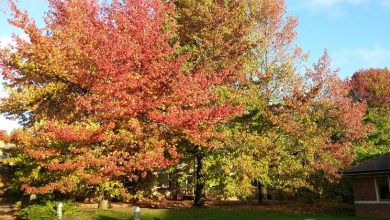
[344,153,390,218]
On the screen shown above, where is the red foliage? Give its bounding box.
[1,0,239,194]
[0,130,11,143]
[351,68,390,108]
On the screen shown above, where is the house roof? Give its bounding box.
[344,153,390,175]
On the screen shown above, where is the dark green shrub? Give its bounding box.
[297,187,317,204]
[18,201,81,220]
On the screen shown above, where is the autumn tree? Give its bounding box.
[350,68,390,162]
[199,0,368,202]
[0,0,238,200]
[172,0,254,206]
[170,0,368,204]
[204,0,303,201]
[351,68,390,108]
[173,0,308,206]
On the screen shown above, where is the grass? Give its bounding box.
[70,207,385,220]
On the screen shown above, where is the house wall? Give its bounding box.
[354,204,390,218]
[352,176,377,201]
[352,176,390,218]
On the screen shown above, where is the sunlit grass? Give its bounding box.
[73,208,382,220]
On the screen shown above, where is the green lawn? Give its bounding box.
[74,208,385,220]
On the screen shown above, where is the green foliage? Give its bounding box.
[130,172,159,200]
[18,203,56,220]
[353,103,390,165]
[18,201,81,220]
[15,200,23,209]
[366,108,390,147]
[323,177,354,204]
[351,69,390,164]
[202,150,264,200]
[0,137,41,195]
[97,181,127,200]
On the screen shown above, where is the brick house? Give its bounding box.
[344,153,390,218]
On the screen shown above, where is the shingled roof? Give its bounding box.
[344,153,390,175]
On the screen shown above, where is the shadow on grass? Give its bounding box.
[83,209,132,220]
[94,215,125,220]
[82,207,380,220]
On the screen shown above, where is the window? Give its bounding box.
[376,176,390,201]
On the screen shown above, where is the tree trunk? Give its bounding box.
[257,181,267,204]
[257,181,262,203]
[193,152,205,207]
[170,171,179,201]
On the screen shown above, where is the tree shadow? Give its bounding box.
[95,215,126,220]
[92,211,132,220]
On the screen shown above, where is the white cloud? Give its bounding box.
[380,0,390,7]
[354,46,390,67]
[333,45,390,67]
[332,44,390,74]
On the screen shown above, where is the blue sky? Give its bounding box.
[286,0,390,77]
[0,0,389,132]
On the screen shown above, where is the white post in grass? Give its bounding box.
[57,202,63,219]
[133,206,141,220]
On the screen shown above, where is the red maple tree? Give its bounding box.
[0,0,239,195]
